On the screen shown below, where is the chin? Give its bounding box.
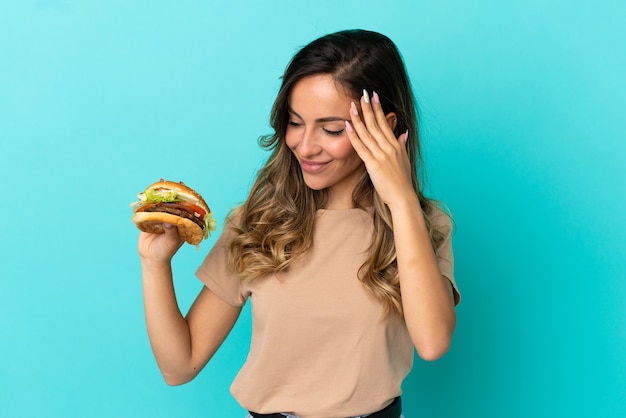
[304,182,326,191]
[302,176,331,191]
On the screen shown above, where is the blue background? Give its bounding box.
[1,1,625,417]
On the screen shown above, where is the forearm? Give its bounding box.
[389,195,456,361]
[141,259,195,383]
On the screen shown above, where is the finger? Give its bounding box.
[344,120,374,162]
[371,91,400,141]
[349,100,380,154]
[359,90,398,153]
[164,222,185,242]
[401,129,409,148]
[359,90,386,141]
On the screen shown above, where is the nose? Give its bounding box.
[298,127,321,157]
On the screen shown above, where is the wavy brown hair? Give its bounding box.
[228,29,449,315]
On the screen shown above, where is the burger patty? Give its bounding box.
[142,203,205,229]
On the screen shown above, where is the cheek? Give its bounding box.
[285,128,297,151]
[329,137,360,161]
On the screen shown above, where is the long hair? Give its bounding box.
[228,29,448,315]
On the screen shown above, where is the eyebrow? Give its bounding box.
[288,106,348,123]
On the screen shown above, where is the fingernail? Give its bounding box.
[373,91,380,103]
[345,120,354,132]
[405,129,409,143]
[362,89,370,103]
[350,101,358,115]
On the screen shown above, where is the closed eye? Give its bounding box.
[288,120,302,127]
[324,128,345,136]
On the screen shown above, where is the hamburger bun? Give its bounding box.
[131,179,216,245]
[132,212,205,245]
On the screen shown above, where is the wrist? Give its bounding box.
[140,256,173,272]
[387,192,421,214]
[388,193,430,230]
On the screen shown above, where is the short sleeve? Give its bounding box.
[195,221,248,307]
[430,206,461,306]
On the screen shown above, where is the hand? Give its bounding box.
[345,90,415,207]
[138,223,185,264]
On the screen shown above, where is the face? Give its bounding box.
[285,74,365,208]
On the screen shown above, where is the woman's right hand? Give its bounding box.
[138,223,185,264]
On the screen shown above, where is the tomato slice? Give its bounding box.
[135,202,159,212]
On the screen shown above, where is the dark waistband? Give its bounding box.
[248,396,401,418]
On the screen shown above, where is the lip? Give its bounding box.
[298,159,330,173]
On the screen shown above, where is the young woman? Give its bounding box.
[139,29,460,418]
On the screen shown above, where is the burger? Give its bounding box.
[131,179,216,245]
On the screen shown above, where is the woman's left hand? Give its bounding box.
[345,90,415,207]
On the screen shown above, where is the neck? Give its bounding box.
[324,194,354,210]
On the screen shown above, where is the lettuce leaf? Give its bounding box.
[144,188,183,203]
[203,212,217,239]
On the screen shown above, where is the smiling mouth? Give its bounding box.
[299,159,330,173]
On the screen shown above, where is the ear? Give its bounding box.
[385,112,398,131]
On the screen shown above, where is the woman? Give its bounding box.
[139,29,460,418]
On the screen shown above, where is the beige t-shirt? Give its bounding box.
[196,206,458,418]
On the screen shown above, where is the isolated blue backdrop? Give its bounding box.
[1,1,624,417]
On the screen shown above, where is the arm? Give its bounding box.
[346,90,456,360]
[139,225,242,385]
[386,197,456,361]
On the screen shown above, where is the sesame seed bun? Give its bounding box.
[131,179,213,245]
